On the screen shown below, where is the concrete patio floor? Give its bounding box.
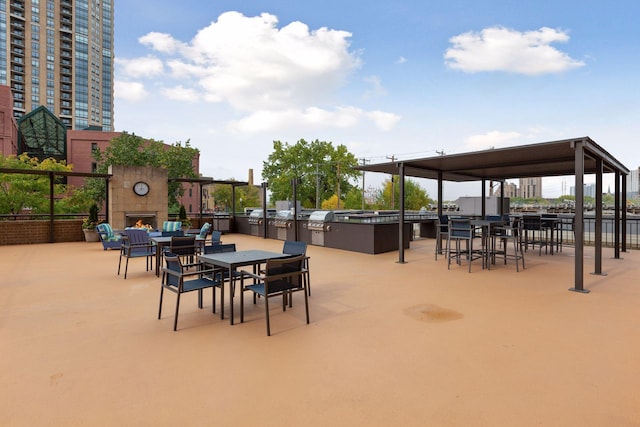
[1,234,639,426]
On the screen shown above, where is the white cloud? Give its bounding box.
[135,11,361,111]
[139,32,184,54]
[396,56,407,64]
[366,110,401,131]
[445,26,585,75]
[162,85,200,102]
[363,75,387,98]
[115,56,164,78]
[118,11,400,136]
[227,105,399,134]
[465,130,522,150]
[114,81,148,102]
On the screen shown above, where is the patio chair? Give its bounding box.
[491,216,525,271]
[168,235,198,263]
[95,223,122,251]
[447,218,483,273]
[522,215,549,255]
[159,252,222,331]
[283,240,311,296]
[203,242,236,254]
[187,222,211,239]
[161,221,183,237]
[118,229,157,279]
[210,230,222,246]
[240,254,309,336]
[434,215,449,260]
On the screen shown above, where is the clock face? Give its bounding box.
[133,181,150,196]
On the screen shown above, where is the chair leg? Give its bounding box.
[468,238,473,273]
[213,284,217,314]
[303,284,310,325]
[158,285,164,319]
[240,275,246,323]
[124,257,130,279]
[265,293,271,336]
[173,292,181,331]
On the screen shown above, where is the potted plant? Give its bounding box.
[82,203,101,242]
[178,204,191,230]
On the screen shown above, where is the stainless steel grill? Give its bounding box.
[307,210,335,246]
[308,210,335,231]
[273,210,294,228]
[248,209,264,225]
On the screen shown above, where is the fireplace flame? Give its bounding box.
[134,219,152,230]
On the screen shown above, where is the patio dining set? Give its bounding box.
[97,220,312,336]
[435,213,569,273]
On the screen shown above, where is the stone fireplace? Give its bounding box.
[124,213,158,230]
[108,165,168,230]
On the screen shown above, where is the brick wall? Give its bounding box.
[0,220,85,245]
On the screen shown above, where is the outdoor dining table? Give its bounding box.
[151,235,205,276]
[198,250,290,325]
[541,216,562,254]
[470,218,506,269]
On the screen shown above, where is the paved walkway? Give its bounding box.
[1,235,639,426]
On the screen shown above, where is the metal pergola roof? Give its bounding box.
[357,137,629,181]
[356,137,630,293]
[168,177,251,220]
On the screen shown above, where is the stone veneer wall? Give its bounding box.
[109,165,168,230]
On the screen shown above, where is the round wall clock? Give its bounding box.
[133,181,150,196]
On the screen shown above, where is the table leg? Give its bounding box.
[229,266,235,325]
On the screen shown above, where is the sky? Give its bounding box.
[113,0,640,201]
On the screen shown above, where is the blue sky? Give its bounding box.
[113,0,639,200]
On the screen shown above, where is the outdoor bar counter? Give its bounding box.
[234,215,412,254]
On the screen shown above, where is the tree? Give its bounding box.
[262,139,360,208]
[321,195,339,210]
[86,131,200,206]
[375,177,433,210]
[343,187,365,210]
[210,182,261,213]
[0,154,73,216]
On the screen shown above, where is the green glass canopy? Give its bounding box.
[17,106,67,162]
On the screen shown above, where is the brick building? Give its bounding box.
[0,85,200,212]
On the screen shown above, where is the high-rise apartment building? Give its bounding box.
[0,0,113,130]
[519,177,542,198]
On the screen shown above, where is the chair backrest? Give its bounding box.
[96,223,114,239]
[263,254,306,290]
[449,219,472,239]
[163,221,182,232]
[485,215,502,222]
[522,215,542,230]
[203,243,236,254]
[198,222,211,238]
[210,230,222,244]
[163,252,183,287]
[282,240,307,256]
[170,235,196,256]
[162,230,184,237]
[123,229,150,245]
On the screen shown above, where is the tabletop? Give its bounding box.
[198,250,288,268]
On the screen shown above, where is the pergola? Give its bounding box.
[356,137,630,293]
[168,177,249,219]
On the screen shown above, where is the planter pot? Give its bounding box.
[83,229,100,242]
